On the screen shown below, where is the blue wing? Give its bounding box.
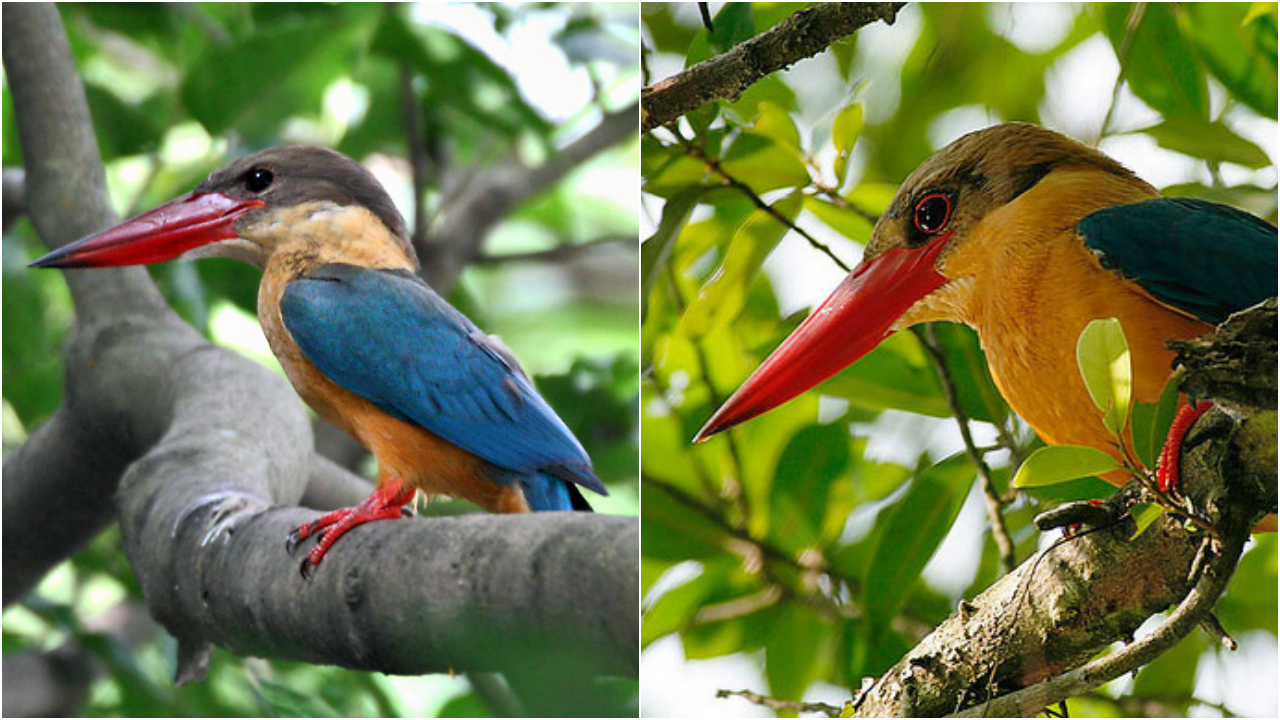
[1079,197,1277,324]
[279,264,606,504]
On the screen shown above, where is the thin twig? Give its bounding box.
[717,688,843,717]
[473,235,632,265]
[1093,3,1147,144]
[912,324,1018,573]
[667,127,853,272]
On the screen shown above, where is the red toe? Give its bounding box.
[1156,402,1211,493]
[289,478,416,574]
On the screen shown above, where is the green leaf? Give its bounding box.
[1131,373,1183,469]
[642,563,730,647]
[182,16,360,136]
[863,453,972,636]
[1135,118,1272,169]
[832,103,864,187]
[1129,502,1166,540]
[1101,3,1208,119]
[931,322,1007,424]
[804,196,874,243]
[752,101,802,151]
[1185,3,1278,119]
[819,332,951,417]
[719,131,811,193]
[1012,445,1121,488]
[1076,318,1132,436]
[641,187,705,320]
[678,191,803,335]
[769,423,852,551]
[765,605,828,701]
[640,482,732,561]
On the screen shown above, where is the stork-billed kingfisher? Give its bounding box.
[696,123,1276,501]
[31,146,607,575]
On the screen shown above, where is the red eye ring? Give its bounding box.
[913,193,952,235]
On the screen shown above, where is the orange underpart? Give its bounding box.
[1156,402,1211,493]
[287,478,417,577]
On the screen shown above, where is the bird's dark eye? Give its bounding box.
[913,193,952,235]
[245,168,273,193]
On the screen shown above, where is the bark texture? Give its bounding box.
[640,2,907,132]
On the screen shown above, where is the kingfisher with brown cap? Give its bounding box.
[695,123,1275,511]
[32,146,608,576]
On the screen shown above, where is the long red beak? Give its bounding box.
[29,192,265,269]
[694,233,952,442]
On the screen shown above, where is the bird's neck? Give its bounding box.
[247,200,418,278]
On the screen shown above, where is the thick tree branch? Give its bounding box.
[423,101,638,294]
[850,304,1277,717]
[640,3,907,133]
[4,1,637,686]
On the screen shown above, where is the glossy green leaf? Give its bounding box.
[753,100,802,151]
[1076,318,1131,436]
[863,453,972,636]
[931,322,1007,424]
[1012,445,1121,488]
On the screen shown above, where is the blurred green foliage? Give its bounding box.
[640,3,1276,716]
[4,2,638,716]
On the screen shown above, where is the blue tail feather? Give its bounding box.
[520,472,594,512]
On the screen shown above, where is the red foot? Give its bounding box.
[1157,402,1211,493]
[286,479,416,578]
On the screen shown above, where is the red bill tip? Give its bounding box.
[694,233,952,442]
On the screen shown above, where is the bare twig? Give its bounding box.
[668,127,853,272]
[472,234,633,266]
[717,688,843,717]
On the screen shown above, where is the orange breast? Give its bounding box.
[937,169,1210,478]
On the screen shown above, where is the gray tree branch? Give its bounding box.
[422,101,639,293]
[3,0,637,688]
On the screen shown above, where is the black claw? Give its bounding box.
[300,557,316,580]
[285,532,302,556]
